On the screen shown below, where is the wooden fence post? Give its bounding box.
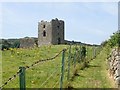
[60,49,65,90]
[19,67,26,90]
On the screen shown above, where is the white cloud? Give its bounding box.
[101,3,118,16]
[83,2,118,16]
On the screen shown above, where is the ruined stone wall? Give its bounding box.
[20,37,37,48]
[107,47,120,87]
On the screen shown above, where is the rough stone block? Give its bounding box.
[116,56,120,61]
[116,76,120,85]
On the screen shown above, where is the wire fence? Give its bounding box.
[0,48,65,90]
[0,44,102,89]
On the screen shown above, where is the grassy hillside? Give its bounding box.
[70,47,115,88]
[1,44,102,88]
[2,45,69,88]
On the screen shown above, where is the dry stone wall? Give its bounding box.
[107,47,120,87]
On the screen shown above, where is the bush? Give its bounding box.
[102,31,120,48]
[108,32,120,48]
[1,39,20,50]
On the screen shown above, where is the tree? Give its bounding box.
[107,32,120,48]
[12,41,20,48]
[1,40,11,50]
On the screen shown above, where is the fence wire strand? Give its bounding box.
[40,68,59,87]
[25,49,66,70]
[0,69,21,90]
[53,80,59,88]
[1,48,68,89]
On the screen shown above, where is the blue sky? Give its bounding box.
[1,2,118,44]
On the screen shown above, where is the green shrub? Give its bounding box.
[101,31,120,48]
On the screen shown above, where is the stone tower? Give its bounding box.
[38,18,64,47]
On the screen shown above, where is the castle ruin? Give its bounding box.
[38,18,65,47]
[20,18,82,48]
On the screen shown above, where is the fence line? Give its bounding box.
[1,44,102,89]
[0,69,21,90]
[0,48,67,89]
[40,61,62,88]
[25,49,67,70]
[60,49,66,90]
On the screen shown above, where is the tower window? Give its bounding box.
[57,26,59,29]
[43,25,45,28]
[43,30,46,37]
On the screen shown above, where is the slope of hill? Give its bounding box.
[2,45,69,88]
[70,47,116,88]
[2,42,118,88]
[2,44,101,88]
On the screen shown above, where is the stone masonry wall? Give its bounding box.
[51,18,64,45]
[107,47,120,87]
[38,21,52,46]
[20,37,37,48]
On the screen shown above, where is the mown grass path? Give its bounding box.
[71,48,116,88]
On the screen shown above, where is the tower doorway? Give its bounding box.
[58,38,61,44]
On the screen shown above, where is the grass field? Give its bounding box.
[2,45,69,88]
[1,44,106,88]
[70,47,116,88]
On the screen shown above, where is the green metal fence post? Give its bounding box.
[79,45,80,63]
[94,47,96,58]
[86,45,88,61]
[67,44,71,81]
[60,49,65,90]
[73,49,77,68]
[19,67,26,90]
[92,46,94,59]
[79,43,82,62]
